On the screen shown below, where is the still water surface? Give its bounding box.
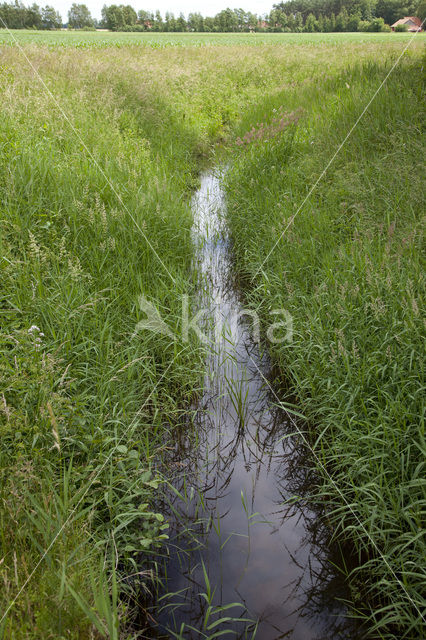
[152,171,361,639]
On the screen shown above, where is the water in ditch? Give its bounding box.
[150,170,362,639]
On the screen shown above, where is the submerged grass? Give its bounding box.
[225,53,425,639]
[0,34,424,638]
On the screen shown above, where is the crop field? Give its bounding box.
[0,28,424,640]
[0,27,420,47]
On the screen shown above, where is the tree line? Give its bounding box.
[0,0,424,32]
[271,0,424,30]
[0,1,61,28]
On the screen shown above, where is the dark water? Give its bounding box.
[151,172,361,639]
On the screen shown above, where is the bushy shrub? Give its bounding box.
[369,17,387,31]
[357,19,370,31]
[358,17,389,32]
[121,23,145,31]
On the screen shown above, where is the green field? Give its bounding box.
[0,27,421,47]
[0,29,424,640]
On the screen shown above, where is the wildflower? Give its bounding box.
[28,325,40,334]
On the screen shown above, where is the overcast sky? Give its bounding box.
[54,1,274,21]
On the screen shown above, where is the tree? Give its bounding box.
[336,7,349,30]
[41,4,61,28]
[304,12,317,30]
[68,3,93,28]
[121,4,136,25]
[102,4,123,29]
[188,12,204,31]
[153,9,162,31]
[279,11,289,29]
[176,12,186,31]
[101,4,136,30]
[287,12,296,29]
[295,10,303,30]
[417,1,426,22]
[369,15,386,29]
[164,11,175,30]
[214,8,239,31]
[247,11,258,29]
[347,12,361,30]
[0,1,24,28]
[204,16,215,31]
[26,3,42,28]
[137,8,150,28]
[372,0,418,25]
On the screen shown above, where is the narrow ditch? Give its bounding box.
[149,170,363,639]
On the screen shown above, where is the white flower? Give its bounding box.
[28,325,40,334]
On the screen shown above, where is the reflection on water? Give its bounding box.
[151,171,361,639]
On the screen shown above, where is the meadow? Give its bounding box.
[0,29,424,639]
[0,28,419,47]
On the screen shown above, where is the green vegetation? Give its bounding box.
[68,2,95,29]
[0,42,209,638]
[1,0,425,33]
[225,50,425,640]
[0,27,420,46]
[0,30,424,639]
[271,0,425,32]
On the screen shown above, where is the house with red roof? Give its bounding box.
[391,16,423,32]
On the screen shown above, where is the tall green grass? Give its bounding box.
[225,54,425,639]
[0,46,206,637]
[0,37,423,638]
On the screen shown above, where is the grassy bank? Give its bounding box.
[0,44,209,638]
[0,35,424,638]
[225,53,425,638]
